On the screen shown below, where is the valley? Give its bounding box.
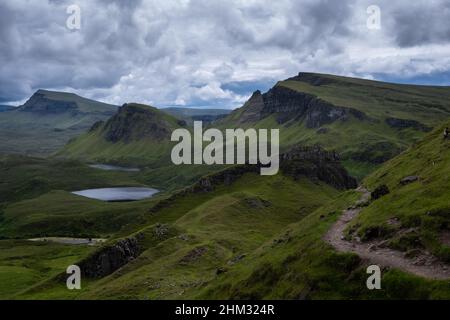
[0,73,449,300]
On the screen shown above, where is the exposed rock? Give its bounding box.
[216,267,228,275]
[19,90,78,114]
[228,254,246,265]
[179,246,208,265]
[385,117,432,132]
[79,235,142,278]
[261,86,368,128]
[279,145,357,190]
[316,127,329,134]
[102,103,174,143]
[244,197,271,209]
[154,223,170,240]
[188,145,357,193]
[400,176,419,185]
[371,184,390,200]
[234,85,369,128]
[177,120,187,127]
[235,90,265,123]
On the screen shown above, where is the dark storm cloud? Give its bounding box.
[390,1,450,47]
[1,0,449,106]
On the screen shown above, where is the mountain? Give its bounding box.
[0,90,118,156]
[0,105,15,112]
[58,103,184,167]
[220,72,450,179]
[161,107,231,125]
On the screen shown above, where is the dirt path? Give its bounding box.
[324,186,450,280]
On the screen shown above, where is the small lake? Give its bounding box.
[72,187,159,201]
[89,164,140,172]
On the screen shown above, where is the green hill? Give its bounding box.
[13,145,356,299]
[0,90,118,156]
[348,120,450,263]
[220,72,450,179]
[58,103,181,166]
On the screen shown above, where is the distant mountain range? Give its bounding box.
[0,90,118,156]
[0,90,230,157]
[0,105,15,112]
[58,72,450,181]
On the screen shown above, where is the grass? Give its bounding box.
[220,73,450,180]
[0,240,93,299]
[16,172,340,299]
[191,191,450,300]
[347,121,450,261]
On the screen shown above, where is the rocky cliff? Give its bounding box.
[100,103,177,143]
[189,144,356,192]
[238,86,367,128]
[18,90,78,114]
[79,235,142,278]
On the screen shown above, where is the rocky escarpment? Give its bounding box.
[18,90,78,114]
[79,235,142,278]
[189,145,356,192]
[148,145,356,214]
[238,86,367,128]
[279,145,357,189]
[100,103,175,143]
[385,117,432,132]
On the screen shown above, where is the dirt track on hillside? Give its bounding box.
[324,186,450,280]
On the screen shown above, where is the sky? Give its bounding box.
[1,0,450,108]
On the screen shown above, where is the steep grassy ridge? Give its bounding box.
[221,73,450,179]
[348,120,450,262]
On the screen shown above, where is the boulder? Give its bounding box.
[400,176,419,185]
[371,184,390,200]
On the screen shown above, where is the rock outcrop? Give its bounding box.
[190,144,357,192]
[238,85,368,128]
[79,235,142,278]
[18,90,78,114]
[279,145,357,190]
[101,103,174,143]
[385,117,432,132]
[371,184,390,200]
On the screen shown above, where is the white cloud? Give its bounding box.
[1,0,450,107]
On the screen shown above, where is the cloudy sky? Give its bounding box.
[1,0,450,108]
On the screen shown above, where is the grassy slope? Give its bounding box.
[58,103,229,191]
[17,172,340,299]
[222,73,450,179]
[193,191,450,300]
[0,240,93,299]
[348,121,450,262]
[0,154,165,238]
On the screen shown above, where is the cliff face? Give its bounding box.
[188,145,356,192]
[18,91,78,114]
[79,236,142,278]
[279,145,357,189]
[100,103,175,143]
[239,86,367,128]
